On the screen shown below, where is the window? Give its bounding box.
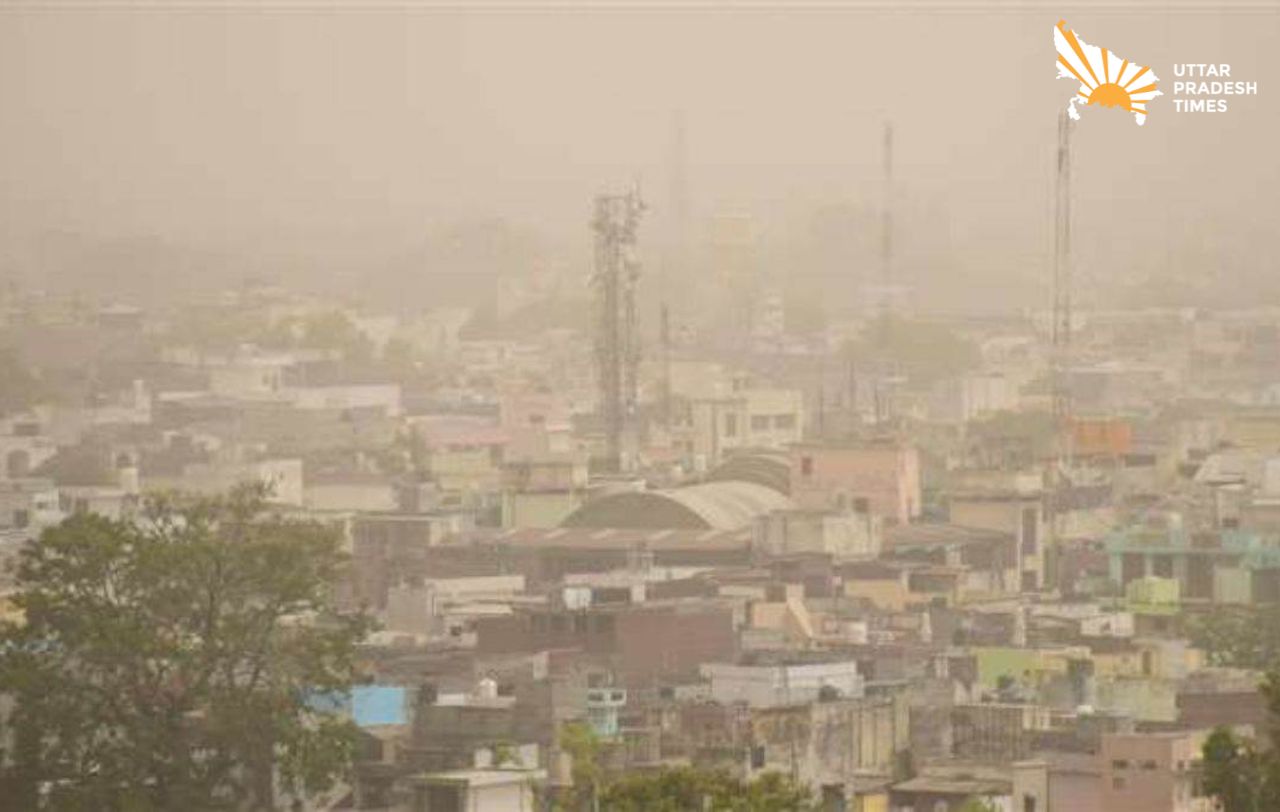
[1021,506,1038,555]
[1023,795,1037,812]
[1113,777,1127,790]
[1111,760,1130,770]
[774,414,796,430]
[724,413,738,437]
[750,415,770,431]
[801,456,813,476]
[1140,760,1158,770]
[424,784,464,812]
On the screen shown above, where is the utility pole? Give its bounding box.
[591,188,645,474]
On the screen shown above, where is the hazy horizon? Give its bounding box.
[1,4,1276,312]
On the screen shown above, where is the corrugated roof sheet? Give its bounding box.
[561,481,794,530]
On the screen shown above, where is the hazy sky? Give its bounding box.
[1,3,1277,309]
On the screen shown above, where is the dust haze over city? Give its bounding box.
[1,3,1279,811]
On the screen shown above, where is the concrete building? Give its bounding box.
[755,507,881,559]
[889,761,1049,812]
[409,768,544,812]
[475,600,737,688]
[789,441,922,525]
[701,660,866,708]
[677,386,805,467]
[154,457,304,505]
[1100,730,1213,812]
[500,457,587,529]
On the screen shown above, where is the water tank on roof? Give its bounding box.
[474,677,498,700]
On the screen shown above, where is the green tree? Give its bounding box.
[300,311,373,361]
[1200,667,1280,811]
[558,721,604,812]
[599,767,816,812]
[1202,726,1265,812]
[844,314,981,386]
[382,336,419,374]
[0,347,41,417]
[1188,605,1280,671]
[956,799,1000,812]
[0,485,373,810]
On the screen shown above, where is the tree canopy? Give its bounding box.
[0,346,41,417]
[599,767,817,812]
[0,485,373,810]
[556,722,816,812]
[1188,604,1280,671]
[844,314,982,386]
[1201,669,1280,810]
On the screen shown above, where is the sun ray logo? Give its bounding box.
[1055,19,1161,126]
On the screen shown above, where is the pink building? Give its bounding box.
[788,441,921,525]
[1100,731,1213,812]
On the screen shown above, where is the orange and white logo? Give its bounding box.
[1055,20,1161,126]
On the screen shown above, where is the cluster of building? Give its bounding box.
[7,286,1280,811]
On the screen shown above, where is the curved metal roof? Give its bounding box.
[706,450,791,495]
[561,480,794,531]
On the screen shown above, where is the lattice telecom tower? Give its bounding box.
[591,188,645,472]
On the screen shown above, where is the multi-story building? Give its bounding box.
[1100,731,1214,812]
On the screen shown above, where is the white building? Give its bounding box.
[700,660,865,708]
[409,768,544,812]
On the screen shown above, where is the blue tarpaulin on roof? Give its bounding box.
[352,685,408,726]
[306,685,408,727]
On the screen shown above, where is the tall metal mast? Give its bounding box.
[591,188,645,473]
[881,121,894,295]
[669,110,689,288]
[875,121,895,426]
[1046,111,1073,592]
[1051,111,1073,441]
[660,302,672,431]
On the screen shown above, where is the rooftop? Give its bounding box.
[561,481,794,531]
